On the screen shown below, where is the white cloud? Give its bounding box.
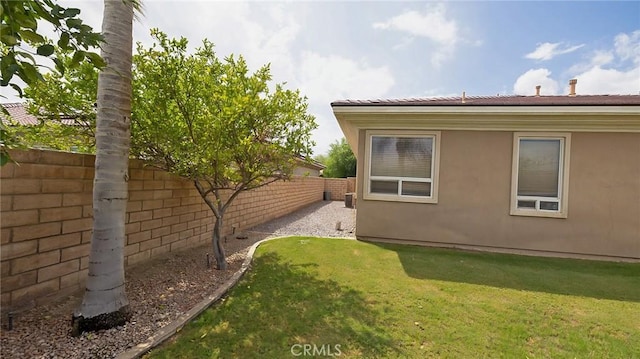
[570,66,639,95]
[567,50,614,74]
[513,68,560,95]
[373,4,460,67]
[525,42,584,61]
[515,30,640,96]
[614,30,640,64]
[568,30,640,95]
[590,50,615,67]
[296,52,395,155]
[297,52,395,104]
[373,6,458,44]
[135,2,301,81]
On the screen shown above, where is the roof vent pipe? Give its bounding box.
[569,79,577,96]
[462,91,466,103]
[535,85,541,97]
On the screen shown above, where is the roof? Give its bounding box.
[1,102,39,125]
[295,156,326,170]
[1,102,78,126]
[331,94,640,107]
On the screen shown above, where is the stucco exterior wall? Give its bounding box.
[293,166,321,177]
[355,130,640,260]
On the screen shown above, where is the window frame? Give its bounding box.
[510,132,571,218]
[363,130,441,204]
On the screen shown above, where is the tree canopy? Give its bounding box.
[0,0,103,96]
[17,29,318,270]
[1,0,102,164]
[131,30,317,269]
[322,138,356,178]
[8,49,99,153]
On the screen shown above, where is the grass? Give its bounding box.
[146,237,640,358]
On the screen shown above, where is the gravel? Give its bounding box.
[249,200,356,238]
[0,200,355,359]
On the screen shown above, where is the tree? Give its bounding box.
[131,31,317,270]
[5,50,99,153]
[1,0,103,164]
[4,118,94,153]
[20,49,98,152]
[313,153,328,166]
[72,0,134,335]
[322,138,356,178]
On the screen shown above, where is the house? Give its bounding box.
[1,102,77,125]
[293,156,326,177]
[332,81,640,261]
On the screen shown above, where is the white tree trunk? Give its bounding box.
[73,0,134,334]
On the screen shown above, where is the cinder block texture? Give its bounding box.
[1,149,329,310]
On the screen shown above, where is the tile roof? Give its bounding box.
[331,94,640,107]
[1,102,78,125]
[1,102,39,125]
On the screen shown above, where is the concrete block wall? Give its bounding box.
[0,149,325,310]
[347,177,356,193]
[323,177,356,201]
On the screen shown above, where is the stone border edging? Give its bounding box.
[115,236,283,359]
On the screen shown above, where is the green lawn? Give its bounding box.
[146,237,640,358]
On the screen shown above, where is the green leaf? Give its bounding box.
[70,50,85,67]
[52,57,65,75]
[1,35,18,46]
[15,50,36,64]
[58,32,70,49]
[65,18,82,29]
[17,30,46,44]
[1,63,19,86]
[49,3,65,17]
[85,52,105,68]
[19,61,43,84]
[9,83,23,98]
[0,153,9,167]
[13,12,38,30]
[63,8,81,17]
[36,44,55,56]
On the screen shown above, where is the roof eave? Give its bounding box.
[332,105,640,158]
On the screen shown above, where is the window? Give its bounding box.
[364,130,440,203]
[511,133,571,218]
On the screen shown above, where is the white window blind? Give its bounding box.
[369,136,434,198]
[517,139,561,198]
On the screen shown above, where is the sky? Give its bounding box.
[2,1,639,155]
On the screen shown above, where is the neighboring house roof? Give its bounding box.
[1,102,39,125]
[295,155,325,171]
[332,94,640,107]
[1,102,77,125]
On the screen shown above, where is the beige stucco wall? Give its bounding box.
[293,166,321,177]
[356,130,640,260]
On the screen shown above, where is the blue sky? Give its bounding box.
[2,1,639,155]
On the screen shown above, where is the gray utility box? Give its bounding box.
[345,193,355,208]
